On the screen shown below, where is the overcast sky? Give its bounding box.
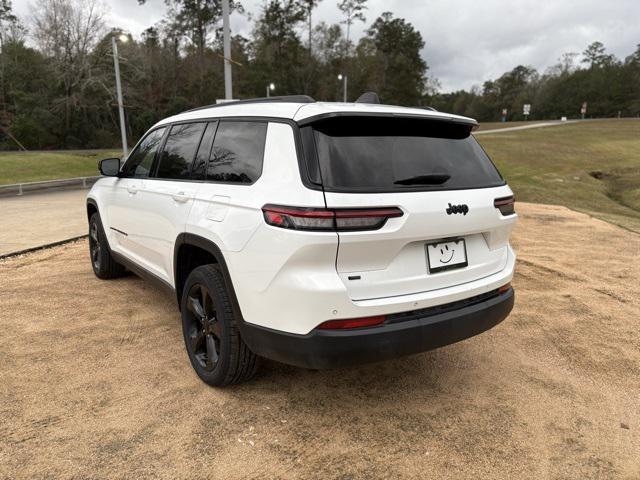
[14,0,640,92]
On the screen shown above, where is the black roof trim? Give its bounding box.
[183,95,316,113]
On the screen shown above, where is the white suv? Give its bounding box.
[87,95,516,386]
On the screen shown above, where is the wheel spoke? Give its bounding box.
[187,295,205,321]
[189,326,204,351]
[200,285,212,317]
[210,319,221,339]
[205,334,218,368]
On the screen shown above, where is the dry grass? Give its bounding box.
[1,202,639,479]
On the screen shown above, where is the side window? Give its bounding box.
[191,121,218,181]
[121,127,166,178]
[155,122,206,180]
[207,121,267,184]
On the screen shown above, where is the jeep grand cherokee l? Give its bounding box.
[87,95,516,386]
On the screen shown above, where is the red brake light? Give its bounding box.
[494,196,515,216]
[262,205,403,232]
[498,282,512,294]
[316,315,386,330]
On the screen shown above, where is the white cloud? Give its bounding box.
[13,0,640,92]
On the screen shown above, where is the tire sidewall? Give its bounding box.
[180,266,232,386]
[89,213,107,276]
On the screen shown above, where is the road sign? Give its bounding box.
[523,104,531,115]
[580,102,587,119]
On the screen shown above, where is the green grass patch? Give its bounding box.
[0,150,120,185]
[477,119,640,232]
[1,121,639,233]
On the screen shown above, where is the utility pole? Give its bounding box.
[111,35,128,157]
[222,0,232,100]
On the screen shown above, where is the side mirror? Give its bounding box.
[99,158,121,177]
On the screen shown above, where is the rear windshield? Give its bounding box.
[303,116,504,192]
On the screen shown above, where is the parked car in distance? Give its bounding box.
[87,94,517,386]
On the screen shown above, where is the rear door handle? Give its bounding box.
[172,191,193,203]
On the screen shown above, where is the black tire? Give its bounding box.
[180,265,259,387]
[89,212,126,279]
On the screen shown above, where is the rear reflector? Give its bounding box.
[316,315,386,330]
[494,196,515,216]
[262,204,403,232]
[498,282,512,294]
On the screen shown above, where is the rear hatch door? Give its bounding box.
[305,115,516,301]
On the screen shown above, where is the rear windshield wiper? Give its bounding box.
[393,174,451,186]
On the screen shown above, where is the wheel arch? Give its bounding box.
[173,234,242,317]
[86,197,99,222]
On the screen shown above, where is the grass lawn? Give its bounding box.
[1,120,638,233]
[0,150,120,185]
[476,119,640,232]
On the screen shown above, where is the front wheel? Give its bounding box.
[181,265,259,386]
[88,212,125,279]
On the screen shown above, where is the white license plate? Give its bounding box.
[426,239,468,273]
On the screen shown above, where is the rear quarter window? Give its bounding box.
[206,121,267,184]
[304,116,504,192]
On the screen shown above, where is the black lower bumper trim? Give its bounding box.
[240,288,515,369]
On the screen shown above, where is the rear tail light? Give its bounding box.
[498,282,512,294]
[494,196,515,216]
[316,315,386,330]
[262,204,403,232]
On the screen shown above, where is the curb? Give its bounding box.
[0,176,100,197]
[0,235,88,260]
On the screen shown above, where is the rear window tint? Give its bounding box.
[207,121,267,184]
[306,117,504,192]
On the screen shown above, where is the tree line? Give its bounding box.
[0,0,638,150]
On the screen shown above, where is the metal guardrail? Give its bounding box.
[0,176,100,197]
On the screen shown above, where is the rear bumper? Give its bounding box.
[240,287,514,369]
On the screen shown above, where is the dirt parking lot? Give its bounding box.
[1,202,638,479]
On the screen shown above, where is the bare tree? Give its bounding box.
[31,0,106,134]
[337,0,366,55]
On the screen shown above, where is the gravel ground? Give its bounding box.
[0,202,638,479]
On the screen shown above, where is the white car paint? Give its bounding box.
[88,100,516,336]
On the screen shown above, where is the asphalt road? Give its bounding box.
[0,189,88,256]
[1,202,638,479]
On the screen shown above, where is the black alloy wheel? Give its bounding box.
[88,212,125,279]
[184,283,221,372]
[89,220,101,271]
[180,265,259,386]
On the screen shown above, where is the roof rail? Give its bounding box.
[183,95,316,113]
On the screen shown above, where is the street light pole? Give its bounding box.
[338,74,348,102]
[222,0,232,100]
[111,35,128,157]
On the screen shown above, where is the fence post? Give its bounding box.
[18,184,23,196]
